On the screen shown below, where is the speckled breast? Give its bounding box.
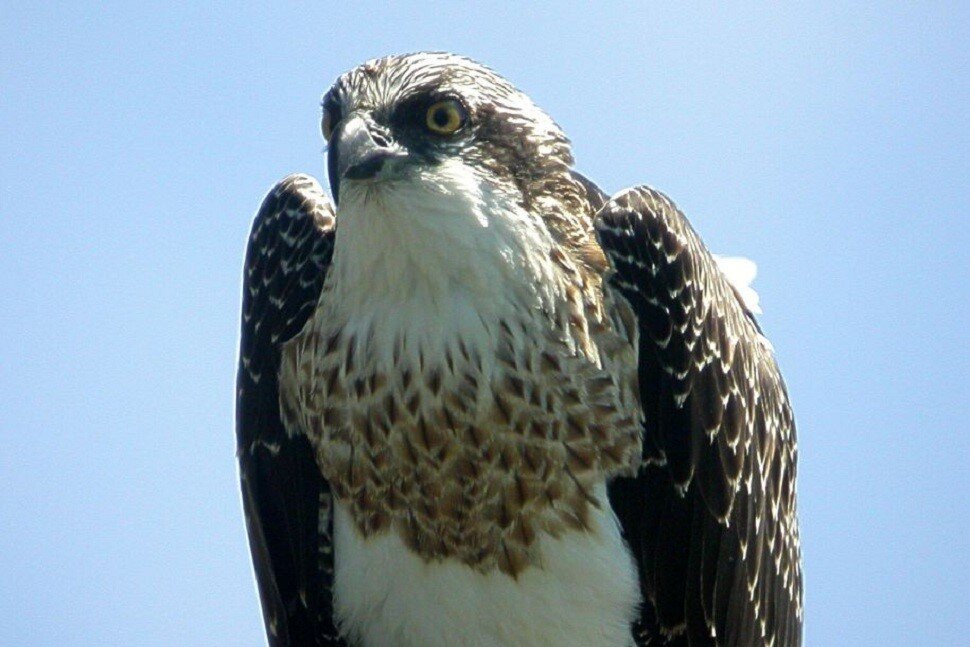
[280,295,642,577]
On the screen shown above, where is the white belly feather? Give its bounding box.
[332,483,640,647]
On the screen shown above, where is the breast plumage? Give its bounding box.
[280,249,642,577]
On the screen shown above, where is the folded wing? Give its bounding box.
[595,185,803,646]
[236,174,345,646]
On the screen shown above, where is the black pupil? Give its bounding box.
[433,106,452,127]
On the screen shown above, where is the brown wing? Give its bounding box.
[593,184,803,646]
[236,174,345,645]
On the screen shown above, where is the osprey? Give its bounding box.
[237,53,802,646]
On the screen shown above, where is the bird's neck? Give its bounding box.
[325,179,565,335]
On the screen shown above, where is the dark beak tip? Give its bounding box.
[343,151,391,180]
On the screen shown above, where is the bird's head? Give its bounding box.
[320,52,603,316]
[323,52,580,215]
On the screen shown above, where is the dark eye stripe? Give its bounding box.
[388,93,465,129]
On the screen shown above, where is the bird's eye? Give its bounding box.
[322,105,341,141]
[425,99,466,135]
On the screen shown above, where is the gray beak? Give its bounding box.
[327,115,403,205]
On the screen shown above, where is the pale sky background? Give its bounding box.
[1,3,967,645]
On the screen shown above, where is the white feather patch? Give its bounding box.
[331,484,640,647]
[713,255,762,314]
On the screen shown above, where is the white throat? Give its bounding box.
[323,158,564,369]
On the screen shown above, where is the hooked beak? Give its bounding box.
[327,115,406,205]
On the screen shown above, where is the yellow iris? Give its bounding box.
[425,100,465,135]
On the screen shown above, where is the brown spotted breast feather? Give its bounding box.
[279,234,642,578]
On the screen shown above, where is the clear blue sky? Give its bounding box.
[1,3,966,645]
